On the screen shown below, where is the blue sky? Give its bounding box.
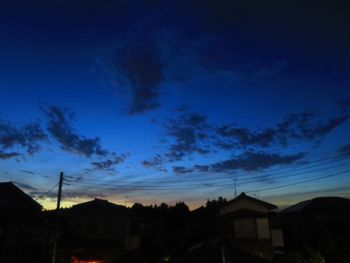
[1,0,350,209]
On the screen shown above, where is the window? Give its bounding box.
[234,218,256,238]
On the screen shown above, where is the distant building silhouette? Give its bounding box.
[281,196,350,260]
[0,181,47,263]
[58,198,157,263]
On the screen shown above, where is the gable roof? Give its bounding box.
[226,192,277,210]
[281,196,350,214]
[0,181,42,212]
[71,198,127,215]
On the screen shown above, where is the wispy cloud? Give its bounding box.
[0,151,20,160]
[216,111,348,149]
[338,144,350,154]
[42,105,108,157]
[0,119,47,159]
[144,108,348,174]
[41,105,127,170]
[91,154,126,171]
[210,151,305,173]
[141,154,163,168]
[113,36,164,114]
[173,166,194,174]
[163,113,212,161]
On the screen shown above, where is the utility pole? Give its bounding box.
[51,172,63,263]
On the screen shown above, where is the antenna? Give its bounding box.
[233,178,237,197]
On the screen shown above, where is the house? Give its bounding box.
[59,198,147,263]
[0,181,42,213]
[218,193,283,259]
[0,181,47,263]
[281,196,350,254]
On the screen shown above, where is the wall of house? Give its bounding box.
[256,218,270,239]
[219,214,274,259]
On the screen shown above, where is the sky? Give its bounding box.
[1,0,350,210]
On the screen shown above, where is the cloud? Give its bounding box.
[42,105,109,157]
[0,119,47,159]
[255,61,289,77]
[144,109,347,174]
[210,151,305,173]
[173,166,194,174]
[20,170,35,174]
[113,36,164,114]
[277,113,348,144]
[163,113,212,161]
[141,154,163,168]
[216,126,276,148]
[174,105,187,112]
[0,151,20,160]
[217,111,348,149]
[42,105,126,170]
[91,155,126,171]
[338,144,350,155]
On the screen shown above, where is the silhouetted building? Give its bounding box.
[281,196,350,259]
[0,181,47,263]
[58,198,152,263]
[218,193,284,259]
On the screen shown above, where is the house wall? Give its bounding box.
[256,218,270,239]
[219,215,274,259]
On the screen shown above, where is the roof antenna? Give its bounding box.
[233,178,237,197]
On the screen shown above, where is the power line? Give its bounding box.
[67,163,350,191]
[245,169,350,193]
[68,160,350,190]
[35,182,59,200]
[76,152,350,185]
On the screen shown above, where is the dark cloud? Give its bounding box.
[216,126,276,149]
[338,144,350,155]
[217,111,348,149]
[113,36,164,114]
[0,151,20,160]
[91,155,126,171]
[173,166,194,174]
[0,119,47,159]
[163,113,212,161]
[141,154,163,168]
[146,109,348,173]
[278,112,346,141]
[20,170,35,174]
[42,105,126,169]
[174,105,187,112]
[210,151,305,173]
[42,105,109,157]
